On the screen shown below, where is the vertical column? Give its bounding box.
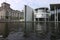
[24,5,27,36]
[44,9,46,33]
[56,8,58,32]
[54,6,58,33]
[32,11,34,32]
[54,6,57,32]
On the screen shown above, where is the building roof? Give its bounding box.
[1,2,10,6]
[50,4,60,10]
[35,7,48,11]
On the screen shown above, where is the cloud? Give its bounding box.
[0,0,5,6]
[0,0,60,10]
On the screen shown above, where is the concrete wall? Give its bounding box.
[0,22,6,35]
[24,5,33,21]
[24,5,34,34]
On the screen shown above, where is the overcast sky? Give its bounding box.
[0,0,60,11]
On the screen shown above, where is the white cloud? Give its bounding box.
[0,0,5,6]
[0,0,60,10]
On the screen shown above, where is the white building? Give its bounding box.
[34,7,50,21]
[34,7,50,34]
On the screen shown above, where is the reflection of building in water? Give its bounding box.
[34,7,50,33]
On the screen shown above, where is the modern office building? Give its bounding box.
[34,7,50,34]
[50,4,60,21]
[34,7,49,21]
[50,4,60,33]
[50,4,60,39]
